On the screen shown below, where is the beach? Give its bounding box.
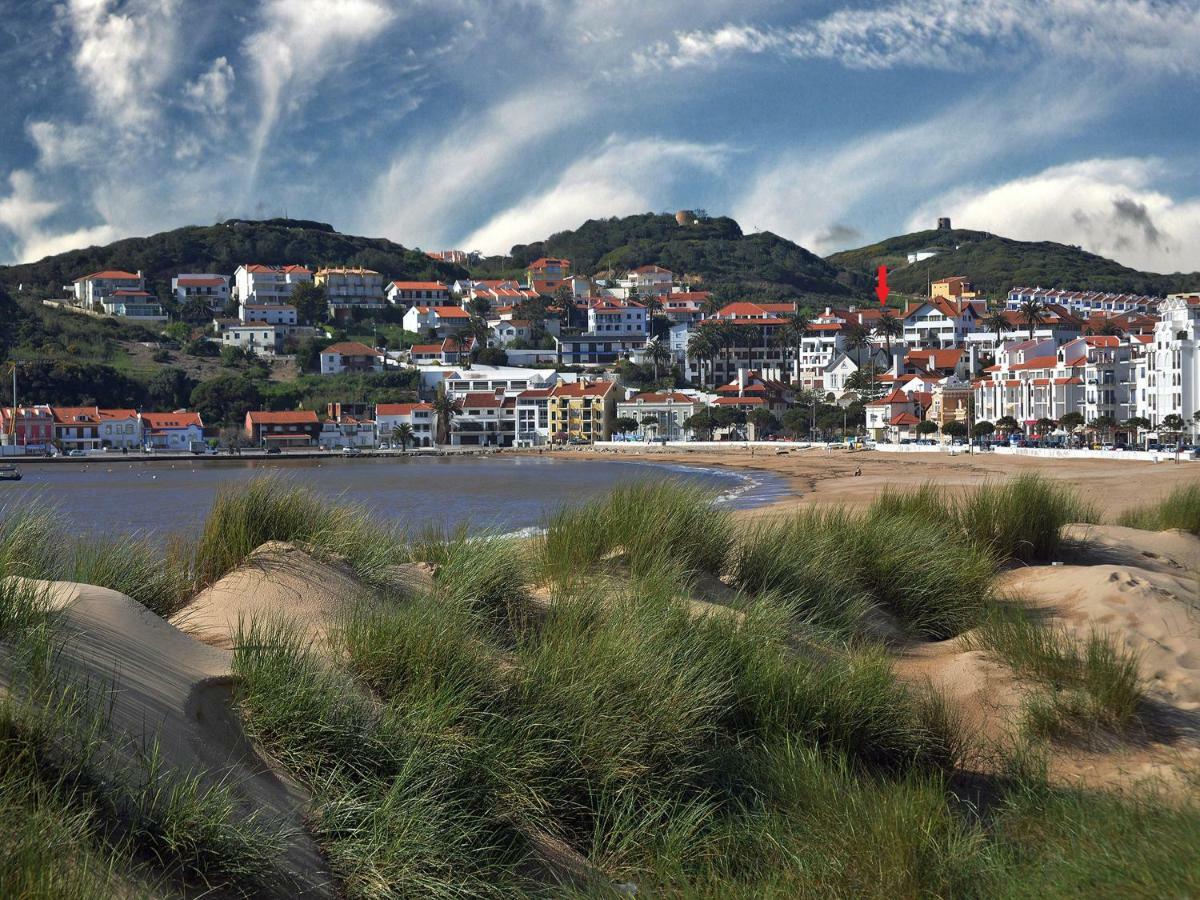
[543,445,1200,521]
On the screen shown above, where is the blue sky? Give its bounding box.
[2,0,1199,273]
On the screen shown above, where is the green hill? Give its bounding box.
[828,228,1200,297]
[495,213,861,301]
[0,218,467,297]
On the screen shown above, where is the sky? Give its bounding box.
[2,0,1199,273]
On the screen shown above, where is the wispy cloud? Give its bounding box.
[637,1,1200,73]
[907,158,1200,272]
[460,136,729,254]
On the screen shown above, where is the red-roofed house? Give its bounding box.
[526,257,571,293]
[72,270,143,306]
[172,273,230,309]
[548,380,617,442]
[403,304,472,337]
[234,264,312,305]
[50,406,102,451]
[1,405,53,452]
[626,265,673,296]
[139,411,205,451]
[386,281,451,307]
[375,402,435,448]
[244,410,320,447]
[902,298,980,349]
[452,391,515,446]
[319,341,384,375]
[865,388,924,441]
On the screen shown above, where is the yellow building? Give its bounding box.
[548,380,616,443]
[931,276,979,302]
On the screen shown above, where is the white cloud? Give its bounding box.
[907,159,1200,273]
[733,77,1109,254]
[639,1,1200,74]
[26,121,92,170]
[241,0,396,191]
[461,137,729,254]
[64,0,181,127]
[184,56,236,116]
[0,170,118,263]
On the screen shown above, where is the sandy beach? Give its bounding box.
[539,445,1200,521]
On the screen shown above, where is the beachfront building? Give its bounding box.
[139,411,204,451]
[515,388,553,447]
[234,264,312,305]
[386,281,452,308]
[318,414,377,449]
[316,267,386,320]
[50,407,102,452]
[172,274,230,310]
[243,410,321,447]
[865,388,924,442]
[97,409,142,450]
[0,405,53,451]
[451,392,517,447]
[548,380,617,443]
[319,342,384,375]
[375,402,435,448]
[615,392,698,440]
[1135,295,1200,433]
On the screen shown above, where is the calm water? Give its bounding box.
[0,456,789,538]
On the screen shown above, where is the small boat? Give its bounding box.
[0,465,21,482]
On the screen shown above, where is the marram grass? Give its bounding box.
[1118,482,1200,535]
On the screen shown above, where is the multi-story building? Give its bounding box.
[1135,295,1200,431]
[930,276,980,302]
[556,333,647,365]
[234,264,312,305]
[97,409,142,449]
[625,265,674,297]
[243,410,321,447]
[139,411,205,450]
[375,402,435,448]
[902,298,982,349]
[403,304,471,337]
[615,392,699,440]
[451,392,516,447]
[386,281,451,308]
[527,257,571,294]
[587,298,648,335]
[241,303,298,326]
[548,380,617,443]
[316,267,386,320]
[515,388,553,446]
[1007,287,1159,317]
[219,322,287,356]
[0,405,53,450]
[72,270,143,306]
[172,273,230,310]
[319,341,384,375]
[50,407,102,451]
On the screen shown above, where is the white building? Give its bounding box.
[386,281,451,307]
[375,402,436,448]
[219,322,286,356]
[234,264,312,305]
[316,267,386,319]
[615,391,698,440]
[625,265,673,297]
[515,388,553,446]
[241,304,298,326]
[318,416,377,449]
[97,409,142,449]
[139,411,205,450]
[172,274,230,310]
[71,270,166,321]
[319,341,384,375]
[587,299,647,335]
[1007,287,1160,317]
[403,304,472,337]
[902,298,981,349]
[1136,296,1200,431]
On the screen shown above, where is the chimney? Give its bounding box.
[737,367,747,395]
[891,347,904,377]
[968,345,978,377]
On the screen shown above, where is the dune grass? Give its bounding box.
[539,480,733,588]
[964,605,1144,738]
[193,476,402,585]
[1118,483,1200,535]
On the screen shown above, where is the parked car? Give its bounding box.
[67,449,86,457]
[266,446,282,455]
[342,446,362,457]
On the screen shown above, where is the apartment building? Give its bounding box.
[234,264,312,304]
[172,274,230,310]
[375,402,435,448]
[615,392,698,440]
[386,281,451,307]
[548,380,616,443]
[316,267,386,319]
[1135,295,1200,430]
[1007,287,1159,317]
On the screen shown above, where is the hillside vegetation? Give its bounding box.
[829,228,1200,297]
[499,213,863,301]
[0,218,466,296]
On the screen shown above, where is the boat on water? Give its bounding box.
[0,465,21,481]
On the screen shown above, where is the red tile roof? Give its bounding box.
[141,411,203,429]
[176,277,225,287]
[390,281,446,290]
[321,341,381,357]
[551,381,615,398]
[73,270,140,282]
[246,410,319,425]
[376,403,432,416]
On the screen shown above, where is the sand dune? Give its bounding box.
[4,580,334,898]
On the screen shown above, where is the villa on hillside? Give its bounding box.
[319,341,385,375]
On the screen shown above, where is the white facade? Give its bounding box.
[375,403,436,447]
[1136,296,1200,431]
[615,392,698,440]
[172,274,230,309]
[587,300,647,335]
[241,304,298,326]
[234,265,312,304]
[1007,287,1159,317]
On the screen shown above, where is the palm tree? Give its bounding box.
[687,330,715,388]
[1087,318,1123,337]
[391,423,414,453]
[1162,413,1185,442]
[643,335,670,382]
[842,322,874,394]
[1017,299,1048,341]
[775,311,810,383]
[875,309,903,358]
[981,310,1009,346]
[432,394,458,446]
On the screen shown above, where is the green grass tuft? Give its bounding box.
[1118,483,1200,535]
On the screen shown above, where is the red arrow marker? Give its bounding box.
[875,265,889,306]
